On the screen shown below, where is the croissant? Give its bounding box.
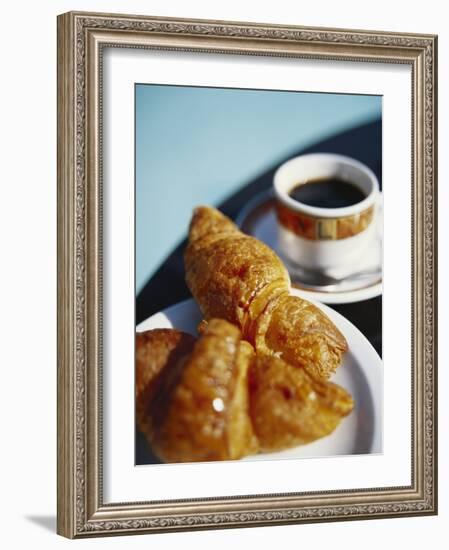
[185,206,347,379]
[140,320,258,463]
[249,354,354,452]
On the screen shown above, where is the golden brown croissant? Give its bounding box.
[185,206,347,379]
[249,354,354,452]
[142,319,258,463]
[136,324,353,461]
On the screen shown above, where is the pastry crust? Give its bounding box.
[185,206,289,333]
[149,319,258,463]
[136,329,196,439]
[249,354,354,452]
[254,293,347,379]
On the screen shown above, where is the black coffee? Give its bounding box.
[288,178,366,208]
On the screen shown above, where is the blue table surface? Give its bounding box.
[136,84,381,293]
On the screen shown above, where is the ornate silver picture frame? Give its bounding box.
[57,11,437,538]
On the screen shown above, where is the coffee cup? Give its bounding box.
[273,153,379,273]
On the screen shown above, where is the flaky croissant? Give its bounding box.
[138,320,258,463]
[137,324,353,462]
[185,206,347,379]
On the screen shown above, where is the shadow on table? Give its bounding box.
[24,515,56,533]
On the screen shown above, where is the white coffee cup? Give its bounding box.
[273,153,379,272]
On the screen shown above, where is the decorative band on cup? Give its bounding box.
[276,202,375,241]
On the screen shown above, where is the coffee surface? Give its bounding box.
[288,178,366,208]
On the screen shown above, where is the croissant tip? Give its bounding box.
[192,205,212,216]
[188,205,237,242]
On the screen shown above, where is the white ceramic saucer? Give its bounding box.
[236,191,383,304]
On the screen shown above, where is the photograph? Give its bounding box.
[134,85,383,465]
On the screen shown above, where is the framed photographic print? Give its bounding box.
[57,11,438,538]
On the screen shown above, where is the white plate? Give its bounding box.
[236,191,383,304]
[137,289,383,462]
